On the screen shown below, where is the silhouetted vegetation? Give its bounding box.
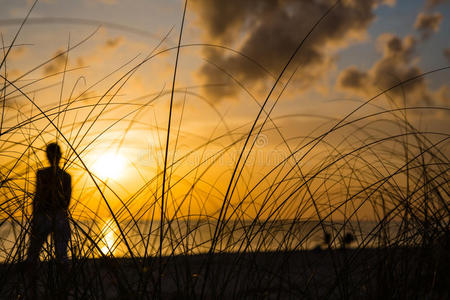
[0,0,449,299]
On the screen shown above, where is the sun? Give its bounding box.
[92,152,127,180]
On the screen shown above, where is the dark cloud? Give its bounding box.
[337,66,369,91]
[43,49,68,75]
[337,33,446,105]
[371,42,426,101]
[414,12,443,39]
[191,0,391,101]
[444,48,450,63]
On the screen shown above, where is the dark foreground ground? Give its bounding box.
[1,247,449,299]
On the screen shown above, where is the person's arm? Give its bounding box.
[33,170,42,213]
[64,173,72,210]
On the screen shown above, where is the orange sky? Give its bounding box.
[0,0,448,222]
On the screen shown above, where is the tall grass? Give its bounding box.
[0,0,448,298]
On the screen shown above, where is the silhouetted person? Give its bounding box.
[324,231,332,249]
[27,143,72,265]
[340,232,355,249]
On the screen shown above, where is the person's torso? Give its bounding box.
[35,167,70,213]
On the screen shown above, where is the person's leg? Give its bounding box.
[27,214,49,264]
[54,212,70,263]
[27,214,50,299]
[54,213,71,299]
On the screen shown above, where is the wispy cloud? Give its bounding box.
[76,35,125,67]
[1,46,28,61]
[103,37,123,49]
[43,49,68,75]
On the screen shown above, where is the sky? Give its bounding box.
[0,0,449,220]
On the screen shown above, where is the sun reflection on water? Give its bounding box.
[100,219,117,255]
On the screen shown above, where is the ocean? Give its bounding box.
[0,218,401,262]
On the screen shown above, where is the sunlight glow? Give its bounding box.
[100,219,117,255]
[92,152,126,180]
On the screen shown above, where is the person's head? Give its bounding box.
[46,143,62,166]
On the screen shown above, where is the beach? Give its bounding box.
[1,246,448,299]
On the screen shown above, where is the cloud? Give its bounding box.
[337,66,370,91]
[76,36,125,67]
[90,0,117,4]
[337,33,446,105]
[426,0,449,8]
[26,0,54,4]
[444,48,450,63]
[338,34,417,94]
[191,0,391,101]
[103,37,123,50]
[2,46,28,61]
[414,12,443,39]
[43,49,68,75]
[383,0,397,6]
[436,85,450,105]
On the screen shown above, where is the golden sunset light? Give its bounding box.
[92,152,127,180]
[0,0,448,298]
[100,219,117,255]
